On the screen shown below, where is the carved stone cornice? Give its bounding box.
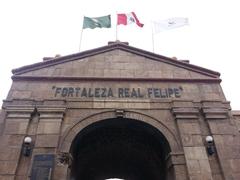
[5,105,35,113]
[172,107,199,119]
[202,101,230,120]
[5,105,35,119]
[202,107,229,120]
[37,107,66,113]
[37,106,66,119]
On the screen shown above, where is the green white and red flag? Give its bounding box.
[117,12,144,27]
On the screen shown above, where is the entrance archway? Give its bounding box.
[70,118,171,180]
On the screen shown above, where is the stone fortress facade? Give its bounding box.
[0,41,239,180]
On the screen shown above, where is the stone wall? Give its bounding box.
[0,43,239,179]
[1,99,239,180]
[233,111,240,131]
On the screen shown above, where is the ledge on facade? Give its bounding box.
[232,110,240,119]
[202,108,229,120]
[232,110,240,115]
[201,100,231,109]
[108,40,129,45]
[4,105,35,112]
[43,54,61,62]
[172,107,199,119]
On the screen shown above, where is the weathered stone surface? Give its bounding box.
[0,42,238,179]
[0,109,4,123]
[53,166,68,180]
[0,175,15,180]
[15,176,28,180]
[178,122,201,134]
[173,165,188,180]
[11,91,32,99]
[168,152,186,166]
[184,147,208,160]
[212,174,224,180]
[181,134,203,146]
[0,147,21,161]
[37,121,61,134]
[0,135,24,147]
[17,49,216,80]
[35,135,59,147]
[233,111,240,135]
[4,120,29,134]
[0,161,18,174]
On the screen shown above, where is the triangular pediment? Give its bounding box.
[12,42,220,82]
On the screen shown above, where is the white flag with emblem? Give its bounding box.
[152,17,189,33]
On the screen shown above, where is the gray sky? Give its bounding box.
[0,0,239,109]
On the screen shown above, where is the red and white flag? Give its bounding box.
[117,12,144,27]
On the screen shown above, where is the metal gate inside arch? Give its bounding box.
[69,118,171,180]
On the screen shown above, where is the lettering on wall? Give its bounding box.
[52,86,183,99]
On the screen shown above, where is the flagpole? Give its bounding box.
[116,22,118,40]
[79,28,84,52]
[116,12,118,40]
[151,22,155,53]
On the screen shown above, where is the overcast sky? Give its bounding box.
[0,0,239,109]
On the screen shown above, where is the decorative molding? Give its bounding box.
[5,106,35,118]
[115,109,125,118]
[56,152,73,167]
[5,106,35,113]
[202,107,229,120]
[37,107,66,119]
[172,107,199,119]
[37,107,66,113]
[11,75,222,83]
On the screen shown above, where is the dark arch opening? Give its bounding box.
[70,118,171,180]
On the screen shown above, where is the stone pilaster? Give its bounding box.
[202,101,240,180]
[35,107,66,149]
[53,152,72,180]
[166,152,188,180]
[35,106,66,180]
[0,106,35,179]
[172,101,213,180]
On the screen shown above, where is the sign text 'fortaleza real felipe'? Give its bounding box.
[52,86,183,99]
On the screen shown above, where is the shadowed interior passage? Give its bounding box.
[70,118,171,180]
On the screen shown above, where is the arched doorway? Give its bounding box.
[69,118,171,180]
